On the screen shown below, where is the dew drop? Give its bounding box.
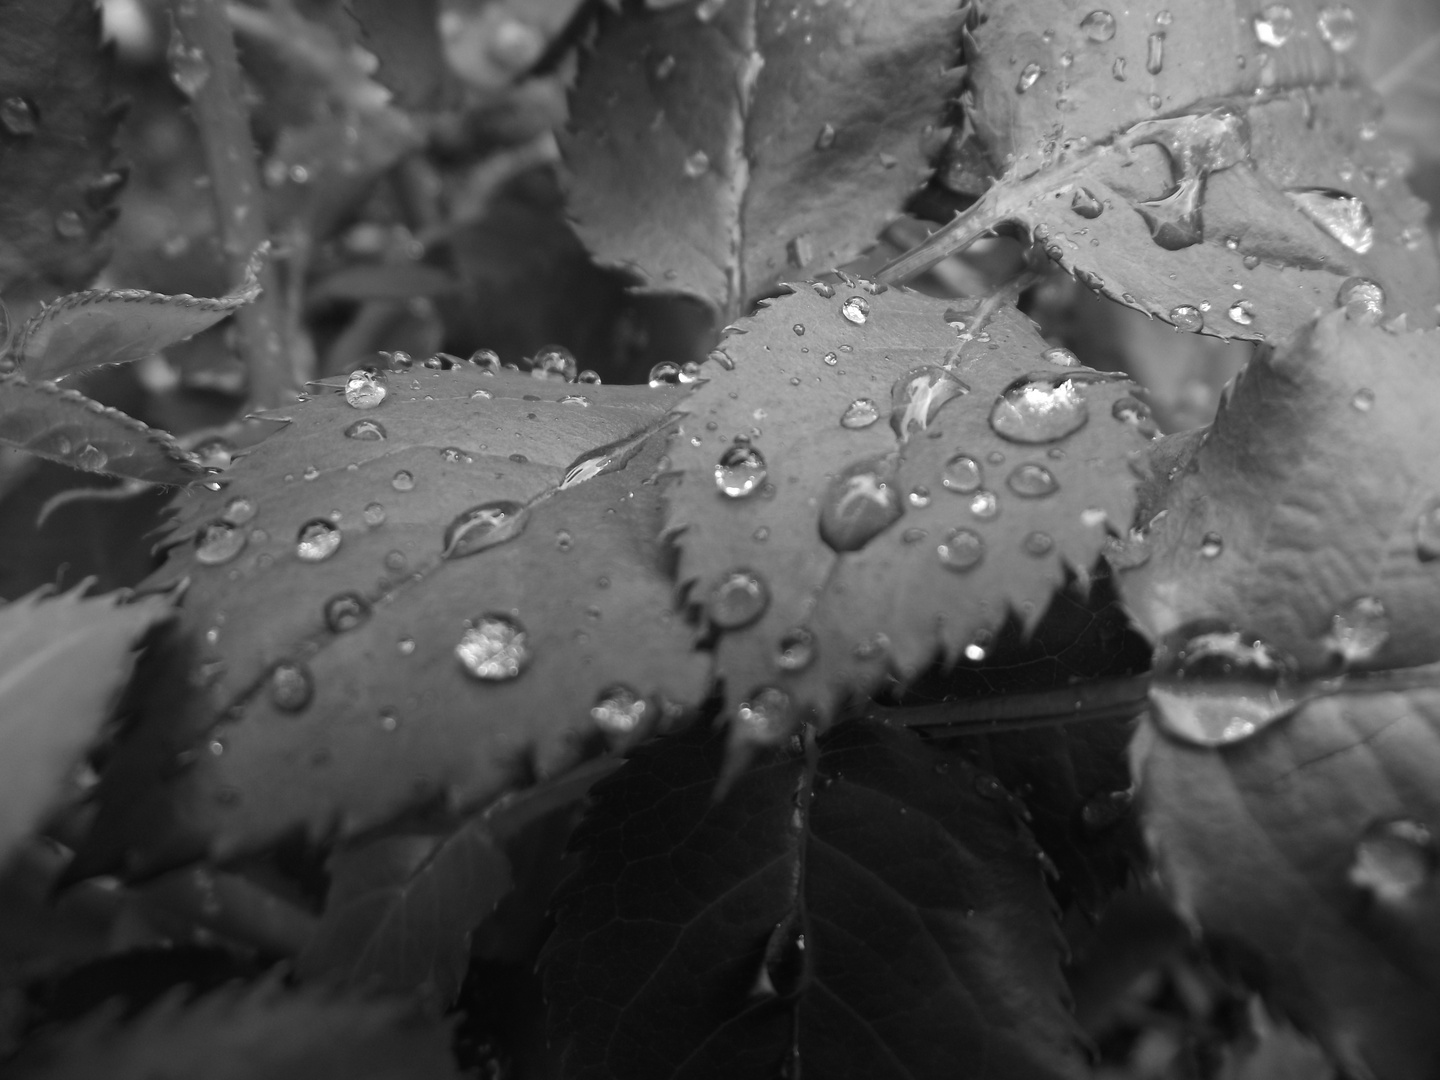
[456,615,529,680]
[840,398,881,429]
[969,489,999,519]
[222,497,257,525]
[715,443,767,498]
[889,367,969,438]
[440,446,474,464]
[840,296,870,324]
[1149,627,1298,746]
[683,150,710,178]
[1227,299,1256,326]
[167,27,212,96]
[990,377,1089,443]
[344,418,386,440]
[1023,531,1054,557]
[775,627,816,671]
[269,661,313,711]
[1285,189,1374,253]
[709,569,770,629]
[1253,3,1294,46]
[195,521,246,566]
[444,500,529,558]
[1325,596,1389,665]
[818,456,904,553]
[822,351,838,366]
[1351,387,1375,412]
[0,95,37,137]
[648,361,682,387]
[591,685,648,738]
[296,519,342,562]
[344,369,387,409]
[1200,531,1224,558]
[1112,396,1158,438]
[1044,346,1080,367]
[1112,56,1127,80]
[465,349,500,372]
[325,593,372,632]
[1146,32,1165,74]
[1338,277,1384,322]
[392,470,415,492]
[1080,10,1116,42]
[397,636,416,655]
[1007,463,1059,498]
[76,444,108,471]
[54,211,85,239]
[941,453,983,494]
[1016,61,1043,93]
[734,687,795,746]
[937,528,984,572]
[1349,819,1435,902]
[532,344,577,381]
[1317,4,1358,52]
[907,486,931,509]
[363,502,386,527]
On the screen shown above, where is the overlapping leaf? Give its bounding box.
[76,365,710,876]
[562,0,964,317]
[0,585,170,868]
[0,0,124,293]
[665,283,1152,719]
[4,980,464,1080]
[543,720,1086,1080]
[885,0,1440,342]
[1122,311,1440,1078]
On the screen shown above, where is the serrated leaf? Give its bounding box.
[0,0,124,293]
[345,0,457,110]
[562,0,964,317]
[12,257,262,380]
[0,374,202,485]
[543,719,1085,1080]
[77,366,710,876]
[884,0,1440,342]
[4,979,464,1080]
[665,284,1150,718]
[298,818,512,1005]
[0,585,170,869]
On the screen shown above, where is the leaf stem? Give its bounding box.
[875,674,1151,735]
[170,0,294,409]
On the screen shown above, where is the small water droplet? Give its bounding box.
[167,26,212,96]
[907,486,931,509]
[889,367,969,438]
[195,521,246,566]
[591,685,648,738]
[715,443,767,498]
[269,661,313,712]
[1286,189,1374,253]
[1016,61,1043,93]
[1146,32,1165,74]
[1149,627,1298,746]
[969,489,999,519]
[937,528,984,572]
[942,453,983,494]
[440,446,474,464]
[296,519,342,562]
[840,398,880,429]
[532,344,577,381]
[990,377,1089,443]
[444,500,529,558]
[776,627,816,671]
[1112,397,1158,438]
[344,418,386,440]
[392,470,415,491]
[653,54,676,79]
[1317,4,1358,52]
[1338,277,1384,322]
[1080,10,1117,42]
[0,95,37,137]
[648,361,682,387]
[397,635,416,655]
[840,296,870,324]
[1112,56,1127,80]
[363,502,386,527]
[344,369,387,409]
[222,497,256,525]
[1325,596,1389,665]
[1349,819,1435,902]
[325,593,372,632]
[1253,3,1294,46]
[815,122,837,150]
[469,388,494,402]
[1227,299,1256,326]
[1200,531,1224,557]
[683,150,710,178]
[54,210,85,239]
[1006,463,1059,498]
[1023,531,1054,557]
[818,456,904,553]
[456,615,529,680]
[709,569,770,628]
[1351,387,1375,412]
[734,687,795,746]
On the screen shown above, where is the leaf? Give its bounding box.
[882,0,1440,342]
[0,374,202,485]
[297,818,513,1005]
[4,979,465,1080]
[562,0,964,317]
[0,0,125,293]
[344,0,457,110]
[11,254,263,380]
[543,719,1086,1080]
[76,365,710,876]
[0,584,170,869]
[664,283,1151,719]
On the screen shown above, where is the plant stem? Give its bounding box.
[170,0,293,409]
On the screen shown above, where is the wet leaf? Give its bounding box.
[0,374,203,485]
[344,0,457,110]
[0,585,170,868]
[297,817,513,1005]
[562,0,964,318]
[885,0,1440,342]
[543,719,1086,1080]
[666,283,1150,719]
[4,979,464,1080]
[0,0,124,293]
[10,254,262,380]
[76,366,709,875]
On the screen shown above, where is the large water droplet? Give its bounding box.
[709,569,770,629]
[937,528,984,572]
[456,615,530,681]
[467,349,501,372]
[1149,627,1298,746]
[1016,61,1043,93]
[1325,596,1389,666]
[1317,4,1359,52]
[840,296,870,324]
[591,685,648,739]
[1253,3,1294,46]
[0,95,37,137]
[344,369,387,409]
[1168,305,1203,333]
[1080,10,1116,41]
[990,377,1089,443]
[269,661,313,712]
[532,344,577,381]
[1285,189,1374,253]
[840,398,880,430]
[296,519,342,562]
[775,627,816,671]
[195,520,246,566]
[969,489,999,519]
[1006,463,1059,498]
[1227,299,1256,326]
[344,418,387,440]
[818,456,904,553]
[941,453,983,494]
[1338,277,1385,322]
[325,593,372,632]
[715,443,767,498]
[1349,819,1435,902]
[889,367,969,438]
[734,687,795,746]
[444,500,529,558]
[648,362,682,388]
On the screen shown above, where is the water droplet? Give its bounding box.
[1006,463,1059,498]
[344,418,386,440]
[734,688,795,746]
[363,502,386,527]
[440,446,474,464]
[269,661,313,711]
[1338,277,1384,321]
[1146,32,1165,74]
[296,519,342,562]
[75,443,108,471]
[937,528,984,572]
[577,369,602,385]
[815,122,837,150]
[818,456,904,553]
[469,388,495,402]
[969,489,999,518]
[392,470,415,491]
[0,95,37,137]
[648,361,682,387]
[222,497,256,525]
[1351,387,1375,411]
[907,486,931,509]
[456,615,529,681]
[1016,62,1043,93]
[1253,3,1294,46]
[325,593,371,632]
[1415,500,1440,561]
[1317,4,1358,51]
[1164,305,1203,333]
[465,349,500,372]
[889,367,969,438]
[840,296,870,324]
[1080,10,1116,42]
[397,636,416,655]
[167,27,212,96]
[344,369,386,409]
[991,376,1089,443]
[683,150,710,178]
[532,344,577,381]
[709,569,770,628]
[839,398,880,430]
[195,521,246,566]
[941,453,983,494]
[1023,531,1054,557]
[1149,627,1298,746]
[776,627,816,671]
[1285,189,1374,253]
[715,443,767,498]
[653,54,676,79]
[1112,397,1158,438]
[54,210,85,239]
[1227,299,1256,326]
[444,501,528,558]
[1112,56,1127,80]
[1325,596,1389,665]
[1349,819,1435,902]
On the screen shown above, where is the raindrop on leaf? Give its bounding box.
[1317,4,1359,52]
[1338,277,1384,322]
[392,470,415,491]
[269,661,313,712]
[1227,299,1256,326]
[0,95,37,137]
[1016,62,1043,93]
[648,362,682,387]
[1285,189,1374,253]
[775,627,816,671]
[938,528,985,572]
[344,369,387,409]
[818,456,904,553]
[1324,596,1389,665]
[1149,627,1298,747]
[1006,463,1059,498]
[343,418,386,440]
[889,367,969,438]
[709,569,770,629]
[840,398,881,429]
[1349,819,1435,902]
[1080,10,1117,42]
[715,443,767,498]
[1252,3,1294,46]
[532,344,577,381]
[941,453,983,494]
[296,519,342,562]
[734,687,795,746]
[456,615,530,681]
[591,685,648,738]
[195,521,246,566]
[990,376,1089,443]
[443,501,529,558]
[840,296,870,324]
[325,593,372,632]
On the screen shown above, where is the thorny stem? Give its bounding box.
[171,0,294,409]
